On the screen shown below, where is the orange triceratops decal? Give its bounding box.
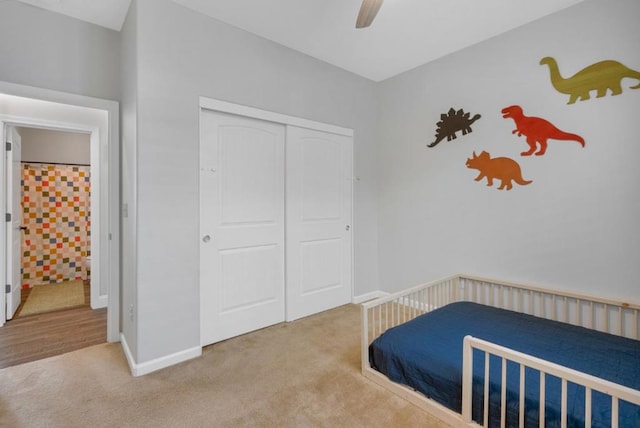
[501,105,585,156]
[466,151,532,191]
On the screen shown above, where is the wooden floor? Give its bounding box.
[0,281,107,369]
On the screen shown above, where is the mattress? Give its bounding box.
[369,301,640,427]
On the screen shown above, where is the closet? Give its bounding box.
[199,101,353,346]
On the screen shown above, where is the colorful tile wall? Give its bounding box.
[21,163,91,287]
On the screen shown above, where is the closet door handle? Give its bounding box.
[19,226,27,231]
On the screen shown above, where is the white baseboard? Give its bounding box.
[352,290,389,304]
[90,295,108,310]
[120,333,202,377]
[119,333,137,374]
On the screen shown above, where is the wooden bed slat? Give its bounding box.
[500,358,507,428]
[585,387,592,428]
[484,354,490,427]
[539,372,546,428]
[463,336,640,428]
[617,306,622,336]
[519,364,525,428]
[561,378,568,428]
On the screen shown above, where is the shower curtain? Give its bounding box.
[21,163,91,287]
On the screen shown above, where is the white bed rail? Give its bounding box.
[362,275,640,372]
[462,336,640,428]
[361,274,640,427]
[458,276,640,340]
[361,275,459,373]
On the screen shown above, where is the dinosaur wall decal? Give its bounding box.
[501,105,585,156]
[428,107,481,148]
[466,151,531,191]
[540,57,640,104]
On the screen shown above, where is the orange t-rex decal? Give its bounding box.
[466,151,532,191]
[501,105,585,156]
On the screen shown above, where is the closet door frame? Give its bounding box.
[199,97,354,325]
[200,98,353,139]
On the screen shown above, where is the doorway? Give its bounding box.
[0,81,120,351]
[14,127,93,313]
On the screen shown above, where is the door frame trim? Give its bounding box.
[0,81,120,342]
[199,97,354,138]
[4,126,22,319]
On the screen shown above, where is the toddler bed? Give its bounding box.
[361,275,640,427]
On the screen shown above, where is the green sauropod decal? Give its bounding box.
[540,57,640,104]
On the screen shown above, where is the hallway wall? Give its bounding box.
[19,128,90,165]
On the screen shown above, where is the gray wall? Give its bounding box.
[0,1,120,101]
[376,0,640,300]
[18,127,90,165]
[128,0,380,363]
[120,0,139,359]
[8,0,635,371]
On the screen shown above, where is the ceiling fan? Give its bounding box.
[356,0,383,29]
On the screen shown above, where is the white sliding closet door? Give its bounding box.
[286,126,353,321]
[200,111,285,346]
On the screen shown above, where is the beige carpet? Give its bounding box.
[19,280,85,317]
[0,304,452,428]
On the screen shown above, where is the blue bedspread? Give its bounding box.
[369,302,640,427]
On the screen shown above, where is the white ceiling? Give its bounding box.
[16,0,131,32]
[16,0,586,82]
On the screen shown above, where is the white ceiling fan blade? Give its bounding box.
[356,0,383,29]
